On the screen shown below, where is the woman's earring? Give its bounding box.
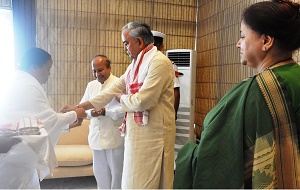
[263,46,267,52]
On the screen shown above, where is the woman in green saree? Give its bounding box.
[174,0,300,189]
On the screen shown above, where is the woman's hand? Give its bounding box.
[60,105,77,113]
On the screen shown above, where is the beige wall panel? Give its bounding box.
[195,0,262,127]
[36,0,197,110]
[35,0,299,126]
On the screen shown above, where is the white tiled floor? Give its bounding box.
[40,176,97,189]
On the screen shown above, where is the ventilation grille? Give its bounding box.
[167,52,191,67]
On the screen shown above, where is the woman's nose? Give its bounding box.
[236,39,241,48]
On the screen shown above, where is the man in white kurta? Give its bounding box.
[80,55,124,189]
[62,22,176,189]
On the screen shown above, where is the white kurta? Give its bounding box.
[80,74,124,150]
[89,50,176,189]
[0,70,77,188]
[80,74,125,189]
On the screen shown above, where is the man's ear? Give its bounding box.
[159,44,164,51]
[137,37,145,48]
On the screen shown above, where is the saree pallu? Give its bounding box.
[174,67,300,189]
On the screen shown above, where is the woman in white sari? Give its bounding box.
[0,48,86,189]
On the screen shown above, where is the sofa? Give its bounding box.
[46,119,94,178]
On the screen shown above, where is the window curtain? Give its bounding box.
[12,0,36,65]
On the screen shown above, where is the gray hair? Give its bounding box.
[122,21,154,46]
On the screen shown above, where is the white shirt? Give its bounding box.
[0,70,77,146]
[80,74,124,150]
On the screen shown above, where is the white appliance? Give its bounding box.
[166,49,196,154]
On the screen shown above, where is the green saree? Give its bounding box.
[174,63,300,189]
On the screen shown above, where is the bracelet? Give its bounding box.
[76,105,80,108]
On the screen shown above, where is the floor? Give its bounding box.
[40,176,97,189]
